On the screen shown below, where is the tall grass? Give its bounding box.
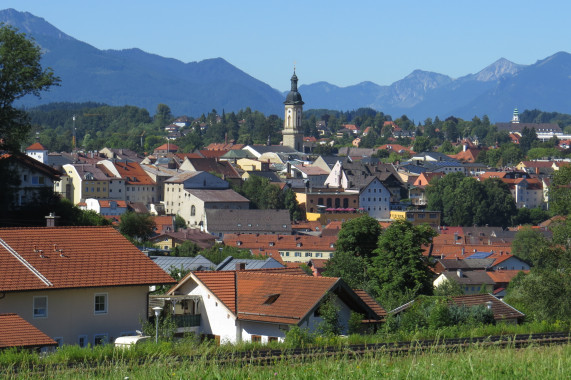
[3,344,569,379]
[0,320,567,373]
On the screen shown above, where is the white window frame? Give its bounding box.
[33,296,48,318]
[94,293,108,315]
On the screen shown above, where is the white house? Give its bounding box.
[166,270,383,344]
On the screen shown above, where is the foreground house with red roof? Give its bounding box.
[0,226,175,347]
[166,270,383,344]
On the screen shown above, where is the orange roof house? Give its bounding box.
[0,226,175,347]
[154,143,179,154]
[167,270,384,343]
[224,233,337,263]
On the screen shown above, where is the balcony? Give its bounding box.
[173,314,200,328]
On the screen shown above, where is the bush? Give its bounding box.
[284,326,315,347]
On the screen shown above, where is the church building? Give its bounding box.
[282,70,304,152]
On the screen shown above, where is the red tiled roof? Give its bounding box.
[224,233,337,252]
[154,143,179,152]
[113,162,156,185]
[0,226,175,292]
[0,313,58,348]
[236,271,339,324]
[478,172,508,180]
[198,150,228,158]
[190,271,237,313]
[26,142,48,151]
[487,270,528,283]
[291,221,322,232]
[377,144,415,154]
[153,215,175,232]
[98,200,127,208]
[353,289,387,317]
[449,294,524,321]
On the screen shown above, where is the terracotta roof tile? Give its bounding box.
[113,162,156,185]
[26,142,48,151]
[0,226,175,292]
[192,271,237,314]
[0,314,57,348]
[353,289,387,317]
[224,233,337,252]
[236,272,339,324]
[487,270,528,283]
[449,294,524,321]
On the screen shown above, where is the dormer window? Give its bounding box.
[237,241,242,246]
[264,294,280,305]
[296,242,302,247]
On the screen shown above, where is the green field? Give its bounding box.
[2,343,569,379]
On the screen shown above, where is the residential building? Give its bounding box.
[359,177,391,220]
[154,143,179,154]
[0,226,175,346]
[98,160,157,205]
[224,233,337,263]
[390,210,441,227]
[204,209,292,239]
[148,228,217,251]
[84,199,128,217]
[179,157,242,186]
[215,257,284,271]
[61,163,113,204]
[164,171,248,226]
[0,153,61,208]
[296,188,360,214]
[165,270,382,343]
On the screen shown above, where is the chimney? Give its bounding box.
[45,212,60,227]
[236,262,246,271]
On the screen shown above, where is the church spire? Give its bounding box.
[282,69,304,152]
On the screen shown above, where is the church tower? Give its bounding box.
[282,69,304,152]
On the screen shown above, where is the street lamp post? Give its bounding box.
[152,306,163,343]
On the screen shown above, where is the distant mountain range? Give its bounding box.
[2,9,571,122]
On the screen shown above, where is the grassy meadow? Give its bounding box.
[1,343,569,379]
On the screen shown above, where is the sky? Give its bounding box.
[2,1,570,91]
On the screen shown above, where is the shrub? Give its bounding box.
[284,326,315,347]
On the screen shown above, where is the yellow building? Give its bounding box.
[390,210,441,227]
[62,164,112,204]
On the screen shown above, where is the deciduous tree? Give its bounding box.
[0,24,60,151]
[368,220,436,306]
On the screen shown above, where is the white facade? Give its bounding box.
[360,178,391,220]
[510,180,544,209]
[26,148,48,164]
